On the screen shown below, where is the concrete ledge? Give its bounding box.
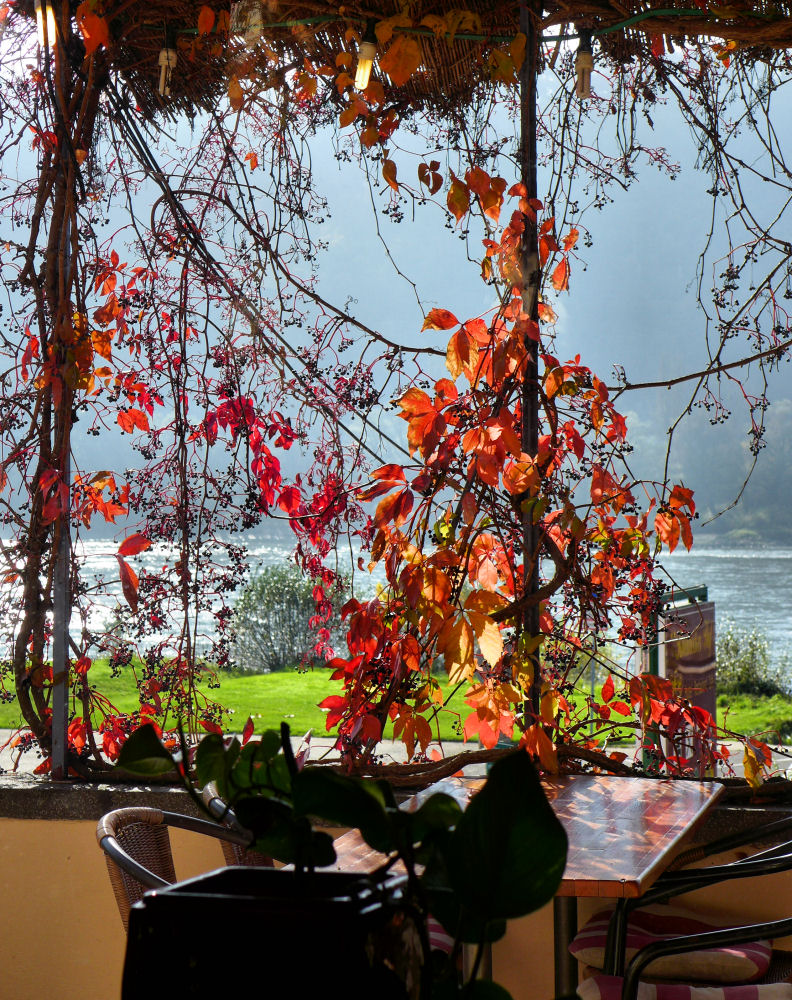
[0,774,198,821]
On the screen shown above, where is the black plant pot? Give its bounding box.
[122,867,422,1000]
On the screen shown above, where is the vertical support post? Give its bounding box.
[553,896,579,995]
[49,11,71,780]
[519,1,541,722]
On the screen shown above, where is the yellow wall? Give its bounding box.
[0,819,229,1000]
[2,818,791,1000]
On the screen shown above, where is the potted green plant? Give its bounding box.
[118,723,568,999]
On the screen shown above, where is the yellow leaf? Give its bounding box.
[74,148,88,165]
[441,617,474,682]
[379,35,422,88]
[743,745,763,789]
[537,727,558,772]
[469,611,503,667]
[510,32,527,72]
[420,14,447,38]
[375,14,411,46]
[540,686,559,725]
[382,158,399,192]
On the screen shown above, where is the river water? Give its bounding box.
[662,545,792,657]
[27,536,792,662]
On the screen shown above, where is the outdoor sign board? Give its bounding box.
[660,601,717,774]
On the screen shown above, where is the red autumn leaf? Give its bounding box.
[74,656,91,676]
[245,151,258,171]
[610,701,632,717]
[319,694,347,731]
[199,719,223,735]
[418,161,442,194]
[422,308,459,332]
[197,5,216,35]
[116,555,139,613]
[601,674,615,703]
[650,33,665,59]
[563,228,579,251]
[118,532,152,557]
[242,715,254,746]
[551,257,570,292]
[446,326,476,380]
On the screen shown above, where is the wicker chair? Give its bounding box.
[96,806,270,931]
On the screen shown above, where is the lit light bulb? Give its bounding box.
[158,47,177,96]
[575,30,593,99]
[354,21,377,91]
[34,0,57,48]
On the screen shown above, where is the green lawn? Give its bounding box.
[0,661,468,742]
[1,661,788,745]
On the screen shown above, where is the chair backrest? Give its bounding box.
[97,806,265,931]
[201,783,274,868]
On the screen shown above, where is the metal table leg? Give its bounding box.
[554,896,579,997]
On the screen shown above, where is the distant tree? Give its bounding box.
[232,566,343,673]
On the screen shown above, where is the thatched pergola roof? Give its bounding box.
[13,0,792,118]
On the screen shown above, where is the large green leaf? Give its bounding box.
[117,724,175,776]
[447,751,567,921]
[195,733,240,791]
[234,796,336,868]
[292,768,393,853]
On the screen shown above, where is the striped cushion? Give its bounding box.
[570,905,772,982]
[577,974,792,1000]
[427,916,454,954]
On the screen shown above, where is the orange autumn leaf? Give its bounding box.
[382,158,399,192]
[654,510,680,552]
[446,326,476,380]
[76,4,109,54]
[118,408,149,434]
[397,387,446,459]
[228,75,244,111]
[379,35,422,87]
[465,166,490,197]
[447,173,470,224]
[551,256,570,292]
[244,151,258,171]
[422,308,459,332]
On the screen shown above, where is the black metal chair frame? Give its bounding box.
[600,815,792,982]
